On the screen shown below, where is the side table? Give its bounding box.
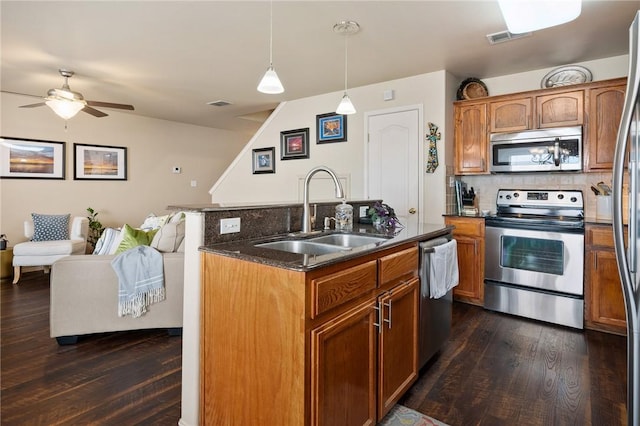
[1,247,13,280]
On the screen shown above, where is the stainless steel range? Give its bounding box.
[484,189,585,329]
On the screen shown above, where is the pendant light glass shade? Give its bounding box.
[498,0,581,34]
[258,66,284,94]
[45,98,86,120]
[257,0,284,94]
[336,93,356,115]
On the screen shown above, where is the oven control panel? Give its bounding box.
[496,189,583,208]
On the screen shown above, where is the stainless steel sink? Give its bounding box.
[308,234,388,248]
[256,240,349,255]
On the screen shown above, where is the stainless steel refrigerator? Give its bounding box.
[613,10,640,426]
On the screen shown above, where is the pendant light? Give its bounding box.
[334,20,359,115]
[257,0,284,94]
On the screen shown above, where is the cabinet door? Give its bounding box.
[587,249,627,334]
[452,234,484,305]
[377,278,419,419]
[490,97,532,133]
[585,84,626,171]
[535,91,584,128]
[311,298,377,426]
[454,103,488,174]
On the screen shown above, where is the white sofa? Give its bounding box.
[50,251,184,345]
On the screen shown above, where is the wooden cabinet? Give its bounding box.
[444,216,484,305]
[535,90,583,128]
[489,97,532,133]
[201,242,420,425]
[585,224,627,335]
[584,81,627,171]
[454,102,488,174]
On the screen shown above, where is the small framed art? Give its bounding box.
[0,137,65,179]
[280,128,310,160]
[316,112,347,144]
[252,147,275,174]
[74,143,127,180]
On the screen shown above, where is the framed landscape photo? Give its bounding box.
[0,137,65,179]
[280,128,309,160]
[252,147,275,174]
[316,112,347,144]
[74,143,127,180]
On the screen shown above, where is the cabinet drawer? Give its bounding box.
[445,217,484,237]
[311,260,377,318]
[378,246,418,286]
[587,225,627,248]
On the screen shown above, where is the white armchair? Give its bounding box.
[12,216,89,284]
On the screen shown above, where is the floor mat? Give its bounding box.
[378,404,449,426]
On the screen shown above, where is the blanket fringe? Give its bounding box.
[118,287,166,318]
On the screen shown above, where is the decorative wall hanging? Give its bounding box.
[316,112,347,144]
[0,137,65,179]
[456,77,488,100]
[425,122,441,174]
[280,128,309,160]
[252,147,275,174]
[74,143,127,180]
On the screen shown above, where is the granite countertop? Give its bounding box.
[200,223,453,271]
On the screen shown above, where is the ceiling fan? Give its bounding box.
[5,68,134,120]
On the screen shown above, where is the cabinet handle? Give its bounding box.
[383,300,392,329]
[373,301,383,333]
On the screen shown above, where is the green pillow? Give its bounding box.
[115,224,158,254]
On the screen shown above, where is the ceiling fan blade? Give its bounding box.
[86,100,134,110]
[19,102,46,108]
[82,106,108,118]
[1,90,42,99]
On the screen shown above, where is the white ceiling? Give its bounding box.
[1,1,638,134]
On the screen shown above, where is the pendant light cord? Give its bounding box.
[269,0,274,67]
[343,32,348,93]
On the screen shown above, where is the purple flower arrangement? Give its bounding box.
[368,201,403,229]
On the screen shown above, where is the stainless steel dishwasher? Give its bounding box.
[418,235,454,368]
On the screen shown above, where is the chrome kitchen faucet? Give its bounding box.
[301,166,344,234]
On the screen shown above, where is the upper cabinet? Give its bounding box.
[454,78,627,175]
[454,102,488,175]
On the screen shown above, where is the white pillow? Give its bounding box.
[140,213,171,231]
[92,228,123,255]
[150,220,185,253]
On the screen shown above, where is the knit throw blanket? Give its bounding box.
[111,245,165,318]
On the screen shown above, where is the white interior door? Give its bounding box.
[366,107,421,229]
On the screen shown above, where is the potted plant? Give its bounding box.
[86,207,104,252]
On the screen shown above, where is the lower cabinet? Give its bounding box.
[201,242,420,426]
[444,216,485,305]
[585,224,627,335]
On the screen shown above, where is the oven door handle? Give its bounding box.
[553,139,561,166]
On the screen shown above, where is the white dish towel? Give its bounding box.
[429,239,459,299]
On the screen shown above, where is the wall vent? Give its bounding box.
[486,30,531,44]
[207,100,232,107]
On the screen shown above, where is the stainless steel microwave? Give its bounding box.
[490,126,582,173]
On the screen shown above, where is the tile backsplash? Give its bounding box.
[458,171,617,218]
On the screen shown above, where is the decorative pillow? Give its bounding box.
[150,220,186,253]
[93,228,122,255]
[115,224,158,254]
[140,213,171,231]
[31,213,70,241]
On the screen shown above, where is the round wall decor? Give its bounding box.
[541,65,592,88]
[456,78,489,100]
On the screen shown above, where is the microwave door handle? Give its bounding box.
[553,139,560,166]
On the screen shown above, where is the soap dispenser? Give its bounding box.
[335,200,353,231]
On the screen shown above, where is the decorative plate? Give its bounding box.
[456,78,489,100]
[541,65,592,88]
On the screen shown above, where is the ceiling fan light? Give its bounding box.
[498,0,581,34]
[45,98,86,120]
[336,93,356,115]
[257,66,284,94]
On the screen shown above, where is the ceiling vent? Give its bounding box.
[207,100,232,107]
[486,30,532,44]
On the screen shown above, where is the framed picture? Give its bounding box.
[316,112,347,144]
[280,128,310,160]
[0,137,65,179]
[252,147,275,174]
[74,143,127,180]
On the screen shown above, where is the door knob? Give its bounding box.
[409,208,416,214]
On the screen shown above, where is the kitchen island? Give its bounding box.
[199,222,451,425]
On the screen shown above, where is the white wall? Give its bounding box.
[210,70,454,224]
[0,92,249,245]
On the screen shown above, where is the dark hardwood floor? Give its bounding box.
[1,271,628,425]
